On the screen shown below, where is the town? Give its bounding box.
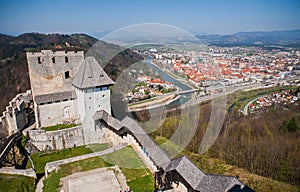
[123,75,176,104]
[248,89,300,113]
[138,46,300,88]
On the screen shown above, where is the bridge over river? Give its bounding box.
[146,58,195,104]
[176,89,198,95]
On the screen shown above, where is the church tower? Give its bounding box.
[72,57,114,134]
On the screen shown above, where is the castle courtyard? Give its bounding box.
[61,167,127,192]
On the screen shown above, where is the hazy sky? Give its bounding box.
[0,0,299,36]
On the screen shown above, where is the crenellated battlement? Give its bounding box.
[0,90,32,135]
[26,50,84,96]
[27,50,84,57]
[26,50,84,67]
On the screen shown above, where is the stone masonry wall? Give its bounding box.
[0,90,32,136]
[37,100,79,128]
[0,167,36,178]
[29,126,84,151]
[26,50,84,96]
[28,127,113,151]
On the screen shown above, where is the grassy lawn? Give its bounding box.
[41,124,79,131]
[101,146,153,191]
[43,146,153,192]
[0,174,35,192]
[31,143,109,174]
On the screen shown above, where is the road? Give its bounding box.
[182,83,266,108]
[243,98,258,115]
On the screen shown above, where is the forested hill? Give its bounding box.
[196,29,300,47]
[0,33,98,59]
[0,33,143,112]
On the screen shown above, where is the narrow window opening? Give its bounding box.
[65,71,70,79]
[52,57,55,63]
[65,56,69,63]
[38,57,41,64]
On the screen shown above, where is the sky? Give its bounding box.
[0,0,299,36]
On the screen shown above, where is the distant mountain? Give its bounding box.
[0,33,99,59]
[0,33,143,112]
[196,29,300,47]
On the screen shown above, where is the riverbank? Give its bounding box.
[128,94,179,112]
[145,58,192,91]
[149,59,195,90]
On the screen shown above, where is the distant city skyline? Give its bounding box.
[0,0,299,36]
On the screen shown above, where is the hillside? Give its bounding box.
[0,33,143,113]
[196,29,300,48]
[142,87,300,190]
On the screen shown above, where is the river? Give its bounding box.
[145,57,193,106]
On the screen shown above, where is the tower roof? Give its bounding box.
[72,56,114,89]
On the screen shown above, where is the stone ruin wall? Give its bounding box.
[28,126,85,151]
[0,90,32,136]
[28,126,123,151]
[26,50,84,96]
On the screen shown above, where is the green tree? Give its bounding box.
[144,89,150,95]
[279,120,289,132]
[287,117,299,133]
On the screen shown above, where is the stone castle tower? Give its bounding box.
[26,50,114,130]
[72,57,114,132]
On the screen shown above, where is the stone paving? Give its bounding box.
[60,166,128,192]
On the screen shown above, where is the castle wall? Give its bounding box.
[28,126,113,151]
[0,91,32,135]
[14,101,28,131]
[29,126,84,151]
[0,167,36,178]
[26,50,84,96]
[82,128,110,145]
[37,100,79,128]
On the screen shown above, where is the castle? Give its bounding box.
[0,50,252,192]
[25,50,116,147]
[26,50,114,129]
